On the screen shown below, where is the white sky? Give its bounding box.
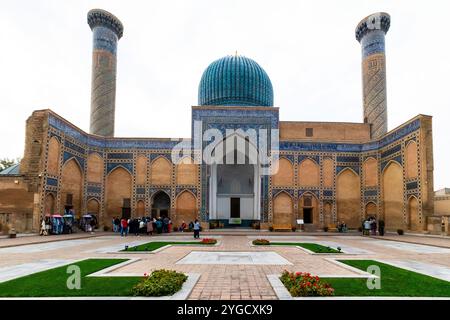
[0,0,449,189]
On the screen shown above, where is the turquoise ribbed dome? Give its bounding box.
[198,55,274,107]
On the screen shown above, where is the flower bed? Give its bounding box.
[200,238,217,245]
[252,239,270,245]
[280,270,334,297]
[132,269,188,297]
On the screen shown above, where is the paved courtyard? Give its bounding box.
[0,232,449,299]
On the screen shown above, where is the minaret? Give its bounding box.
[355,12,390,139]
[87,9,123,137]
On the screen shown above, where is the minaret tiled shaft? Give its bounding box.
[356,12,390,139]
[87,9,123,137]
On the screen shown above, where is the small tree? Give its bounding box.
[0,158,20,171]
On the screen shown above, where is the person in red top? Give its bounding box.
[120,218,128,237]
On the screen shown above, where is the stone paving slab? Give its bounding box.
[0,239,106,254]
[176,251,293,265]
[366,239,450,254]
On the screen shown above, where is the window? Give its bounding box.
[66,194,73,205]
[305,128,313,137]
[123,198,131,208]
[304,196,312,207]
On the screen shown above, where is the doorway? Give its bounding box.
[303,208,313,224]
[230,198,240,218]
[152,191,171,218]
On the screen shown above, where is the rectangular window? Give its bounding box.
[306,128,313,137]
[66,194,73,205]
[304,196,312,207]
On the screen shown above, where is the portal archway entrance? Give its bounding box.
[151,191,171,219]
[208,134,261,227]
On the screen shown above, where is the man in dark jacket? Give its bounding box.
[378,220,385,236]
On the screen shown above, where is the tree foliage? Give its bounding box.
[0,158,20,172]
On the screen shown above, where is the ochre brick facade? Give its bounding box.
[0,110,437,234]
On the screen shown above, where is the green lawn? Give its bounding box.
[0,259,141,297]
[267,242,341,253]
[122,241,216,252]
[322,260,450,297]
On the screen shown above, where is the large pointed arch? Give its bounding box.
[151,190,171,219]
[151,156,172,185]
[407,195,420,231]
[322,157,334,188]
[44,193,56,215]
[336,168,361,228]
[105,166,132,220]
[176,156,198,185]
[299,192,319,226]
[382,161,404,230]
[136,155,148,185]
[47,136,60,176]
[174,190,198,228]
[405,141,418,179]
[87,152,104,183]
[363,157,378,187]
[60,158,83,217]
[298,158,320,187]
[272,157,294,186]
[272,191,294,228]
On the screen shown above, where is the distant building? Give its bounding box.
[0,11,437,234]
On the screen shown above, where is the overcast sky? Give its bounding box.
[0,0,449,189]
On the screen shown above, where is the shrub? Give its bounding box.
[252,239,270,245]
[132,269,188,297]
[200,238,217,244]
[280,270,334,297]
[252,222,261,230]
[397,229,404,235]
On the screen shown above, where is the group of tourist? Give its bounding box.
[362,217,385,236]
[112,216,201,238]
[336,218,385,236]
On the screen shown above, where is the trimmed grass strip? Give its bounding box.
[255,242,341,253]
[322,260,450,297]
[0,259,141,297]
[122,241,215,252]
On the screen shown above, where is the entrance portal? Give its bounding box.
[151,191,171,219]
[231,198,240,218]
[303,208,313,224]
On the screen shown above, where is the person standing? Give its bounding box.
[363,219,371,236]
[114,216,120,233]
[193,219,200,239]
[156,218,163,234]
[371,218,377,236]
[146,218,154,236]
[120,218,128,237]
[378,220,385,236]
